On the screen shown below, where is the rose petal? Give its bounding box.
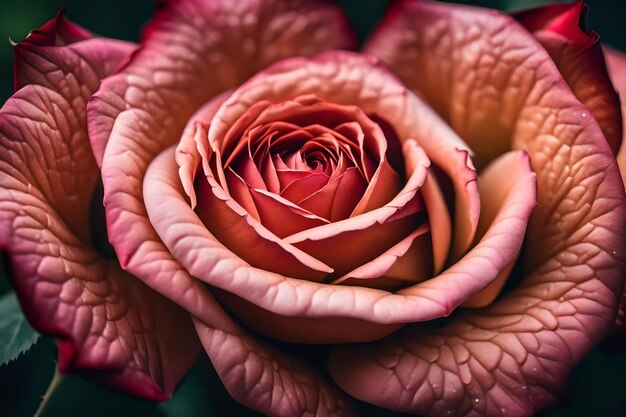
[601,45,626,346]
[329,1,626,414]
[331,223,432,290]
[282,140,428,277]
[176,91,231,208]
[421,167,451,274]
[297,166,367,222]
[88,1,355,327]
[1,16,198,400]
[514,2,622,155]
[192,315,359,416]
[462,151,535,308]
[247,187,330,238]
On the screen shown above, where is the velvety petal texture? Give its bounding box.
[329,1,626,415]
[10,1,622,416]
[89,0,359,411]
[89,0,356,321]
[1,14,199,400]
[144,52,536,346]
[514,2,622,155]
[602,45,626,346]
[193,310,359,416]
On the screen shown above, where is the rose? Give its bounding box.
[1,1,625,417]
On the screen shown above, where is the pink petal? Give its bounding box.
[1,16,197,400]
[514,2,622,155]
[176,91,231,208]
[210,288,403,344]
[192,316,359,416]
[462,151,535,308]
[89,2,355,324]
[328,1,626,414]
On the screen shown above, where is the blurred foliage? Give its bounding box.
[1,0,626,416]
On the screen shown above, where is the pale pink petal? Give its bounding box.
[329,1,626,414]
[1,16,197,400]
[176,91,231,208]
[515,2,622,155]
[210,289,403,343]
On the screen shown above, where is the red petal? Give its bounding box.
[248,187,330,237]
[515,2,597,49]
[331,223,432,290]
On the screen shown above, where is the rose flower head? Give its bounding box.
[1,1,625,416]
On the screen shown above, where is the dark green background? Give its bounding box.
[1,0,626,416]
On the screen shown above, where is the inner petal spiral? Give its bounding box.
[218,94,402,227]
[182,89,437,290]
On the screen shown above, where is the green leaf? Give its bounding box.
[0,291,40,366]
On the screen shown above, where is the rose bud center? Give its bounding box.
[193,94,435,290]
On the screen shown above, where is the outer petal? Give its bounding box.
[514,2,622,155]
[602,45,626,345]
[89,0,356,328]
[192,312,359,417]
[1,16,198,400]
[332,1,626,415]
